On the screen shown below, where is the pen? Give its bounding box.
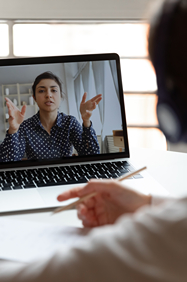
[52,166,147,215]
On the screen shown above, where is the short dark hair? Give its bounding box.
[32,71,63,98]
[148,0,187,100]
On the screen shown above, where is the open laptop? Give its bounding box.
[0,53,169,213]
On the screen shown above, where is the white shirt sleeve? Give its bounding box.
[0,197,187,282]
[151,194,176,205]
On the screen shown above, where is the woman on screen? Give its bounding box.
[0,71,102,162]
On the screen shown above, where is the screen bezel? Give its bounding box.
[0,53,130,169]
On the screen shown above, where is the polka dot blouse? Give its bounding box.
[0,112,100,162]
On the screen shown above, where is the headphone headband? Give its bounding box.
[152,0,187,142]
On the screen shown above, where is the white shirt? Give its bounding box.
[0,196,187,282]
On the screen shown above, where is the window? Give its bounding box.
[0,23,9,57]
[1,21,167,150]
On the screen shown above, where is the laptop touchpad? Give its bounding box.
[38,185,80,206]
[0,190,45,213]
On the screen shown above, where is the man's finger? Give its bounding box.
[77,179,117,197]
[82,197,96,209]
[82,215,98,228]
[77,206,95,221]
[77,205,87,220]
[98,213,108,226]
[77,203,87,215]
[94,204,106,217]
[82,220,95,228]
[57,186,83,201]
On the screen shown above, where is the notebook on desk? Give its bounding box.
[0,53,169,213]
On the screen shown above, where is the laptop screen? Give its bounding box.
[0,53,129,169]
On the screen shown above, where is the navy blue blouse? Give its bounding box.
[0,112,100,162]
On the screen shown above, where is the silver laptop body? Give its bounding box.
[0,53,168,213]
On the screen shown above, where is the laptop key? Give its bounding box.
[23,180,36,188]
[12,185,23,190]
[122,161,130,166]
[37,180,68,187]
[96,173,109,179]
[24,184,36,188]
[119,169,129,174]
[133,174,143,179]
[76,178,88,183]
[2,182,11,187]
[2,186,12,191]
[117,168,129,174]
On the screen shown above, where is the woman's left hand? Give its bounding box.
[80,93,102,127]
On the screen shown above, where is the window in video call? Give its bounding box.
[0,60,125,163]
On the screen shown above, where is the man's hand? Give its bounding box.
[80,93,102,127]
[57,179,151,228]
[5,97,26,134]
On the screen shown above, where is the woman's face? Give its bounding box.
[34,79,61,113]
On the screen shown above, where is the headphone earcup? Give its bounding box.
[156,94,183,142]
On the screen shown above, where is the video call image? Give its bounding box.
[0,60,125,162]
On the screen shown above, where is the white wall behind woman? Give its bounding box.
[0,0,157,19]
[0,63,69,140]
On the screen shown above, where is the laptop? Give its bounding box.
[0,53,169,213]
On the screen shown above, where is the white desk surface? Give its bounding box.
[1,147,187,227]
[130,147,187,198]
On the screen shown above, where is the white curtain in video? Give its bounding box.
[92,61,105,153]
[73,61,121,154]
[109,60,119,102]
[82,62,92,99]
[74,74,84,121]
[82,62,101,126]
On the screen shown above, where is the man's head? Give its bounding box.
[148,0,187,142]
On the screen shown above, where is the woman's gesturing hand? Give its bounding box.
[80,93,102,127]
[5,97,26,134]
[57,179,151,228]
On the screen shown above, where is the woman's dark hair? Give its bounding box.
[32,71,63,98]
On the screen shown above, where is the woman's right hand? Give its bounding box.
[5,97,26,134]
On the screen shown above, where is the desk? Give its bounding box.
[1,147,187,227]
[130,147,187,197]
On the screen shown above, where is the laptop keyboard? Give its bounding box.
[0,161,143,191]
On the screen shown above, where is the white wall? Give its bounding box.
[0,63,69,140]
[0,0,157,20]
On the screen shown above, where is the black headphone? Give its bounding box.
[152,0,187,142]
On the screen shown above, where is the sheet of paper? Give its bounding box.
[0,217,89,263]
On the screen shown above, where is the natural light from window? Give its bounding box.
[0,24,9,57]
[13,23,149,57]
